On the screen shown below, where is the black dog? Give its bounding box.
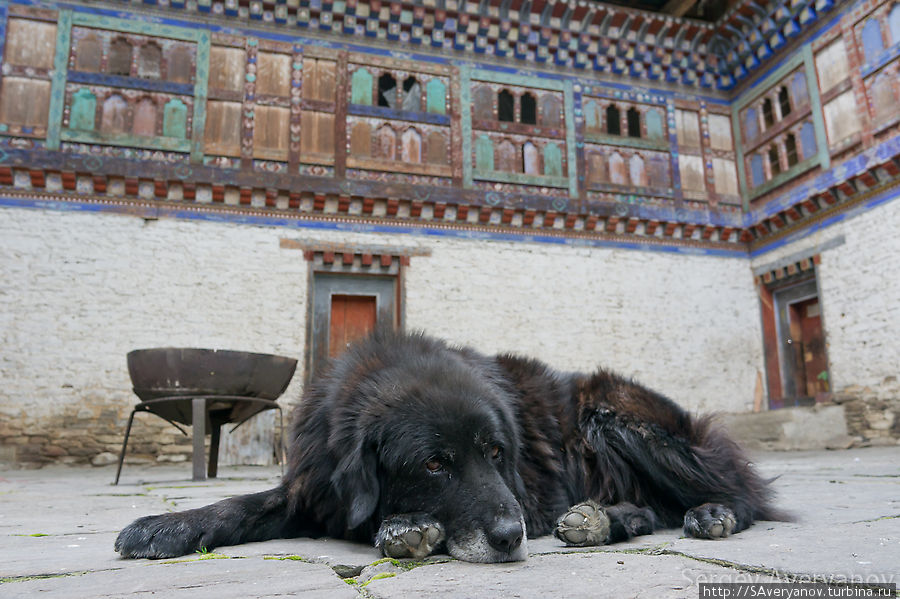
[115,331,783,562]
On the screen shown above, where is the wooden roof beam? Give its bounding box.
[662,0,698,18]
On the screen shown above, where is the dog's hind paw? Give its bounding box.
[376,513,445,560]
[683,503,737,539]
[554,500,611,546]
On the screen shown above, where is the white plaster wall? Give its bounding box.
[750,195,900,392]
[406,241,764,413]
[0,205,765,443]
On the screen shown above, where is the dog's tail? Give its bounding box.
[115,485,292,559]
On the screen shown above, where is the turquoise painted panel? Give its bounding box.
[475,134,494,171]
[163,98,188,138]
[70,89,97,131]
[46,10,73,150]
[425,79,446,114]
[584,99,600,130]
[645,108,664,140]
[861,18,884,64]
[351,69,373,105]
[543,143,562,177]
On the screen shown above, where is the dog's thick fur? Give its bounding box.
[116,331,783,563]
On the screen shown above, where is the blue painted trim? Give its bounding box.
[67,71,195,96]
[859,42,900,79]
[749,182,900,258]
[0,194,749,258]
[347,104,451,126]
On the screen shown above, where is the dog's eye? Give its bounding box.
[490,445,502,460]
[425,458,443,473]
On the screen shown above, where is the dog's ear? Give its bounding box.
[330,441,379,530]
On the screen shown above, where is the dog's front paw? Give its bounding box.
[683,503,737,539]
[554,500,611,546]
[115,513,205,559]
[375,513,445,560]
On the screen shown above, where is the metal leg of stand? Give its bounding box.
[114,409,138,485]
[192,398,206,482]
[208,421,222,479]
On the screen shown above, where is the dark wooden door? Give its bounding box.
[329,294,377,358]
[789,297,828,397]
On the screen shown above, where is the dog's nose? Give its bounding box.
[487,518,523,554]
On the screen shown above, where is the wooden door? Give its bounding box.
[329,294,377,358]
[789,297,828,397]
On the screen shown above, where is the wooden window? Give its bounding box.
[75,34,103,73]
[132,98,157,136]
[375,125,397,160]
[425,79,446,115]
[778,86,791,119]
[522,141,539,175]
[762,98,775,129]
[204,100,242,156]
[586,152,606,185]
[402,77,422,112]
[0,78,51,128]
[108,38,133,76]
[608,152,626,184]
[5,18,56,69]
[299,112,335,158]
[350,69,374,105]
[497,139,518,172]
[861,18,884,64]
[475,134,494,171]
[626,108,641,138]
[257,52,291,97]
[302,58,336,102]
[254,105,290,160]
[69,89,97,131]
[678,154,705,192]
[708,114,733,151]
[815,39,849,94]
[425,131,448,165]
[606,105,621,135]
[790,71,808,107]
[349,121,372,157]
[750,153,765,187]
[823,91,861,147]
[472,85,493,120]
[543,143,562,177]
[768,144,781,177]
[167,46,194,84]
[628,154,647,186]
[400,128,422,163]
[497,90,514,122]
[645,109,664,140]
[675,109,700,147]
[800,122,817,160]
[743,107,759,141]
[520,93,536,125]
[712,158,738,196]
[100,94,129,133]
[377,73,397,108]
[785,134,799,167]
[646,153,670,187]
[137,43,162,79]
[163,99,188,138]
[539,95,561,128]
[869,72,900,123]
[209,47,246,93]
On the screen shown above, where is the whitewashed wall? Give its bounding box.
[750,194,900,393]
[1,204,771,464]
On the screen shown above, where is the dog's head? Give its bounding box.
[327,334,528,563]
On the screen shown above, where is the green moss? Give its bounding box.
[263,555,310,562]
[361,572,397,586]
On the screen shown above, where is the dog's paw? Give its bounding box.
[115,513,204,559]
[554,500,611,546]
[683,503,737,539]
[375,513,445,560]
